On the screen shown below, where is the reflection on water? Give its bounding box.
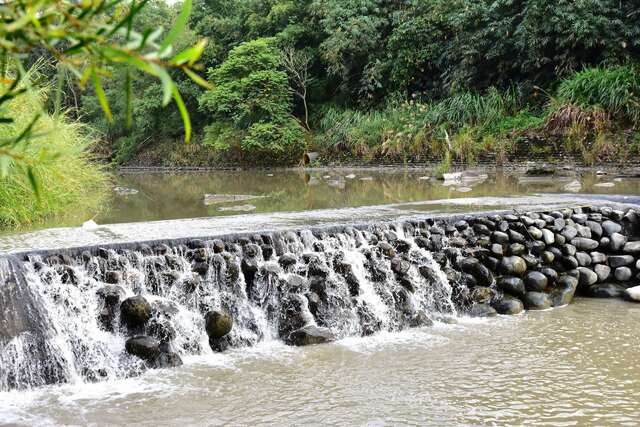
[2,298,639,426]
[99,169,640,224]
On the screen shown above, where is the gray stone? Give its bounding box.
[540,267,558,284]
[571,237,599,251]
[585,221,603,239]
[590,252,606,264]
[527,227,543,240]
[459,257,494,286]
[509,230,526,243]
[571,213,588,224]
[588,283,626,298]
[120,296,152,330]
[498,276,525,297]
[577,267,598,287]
[575,252,591,267]
[541,251,555,264]
[623,285,640,302]
[562,256,579,269]
[491,295,524,315]
[623,241,640,254]
[490,243,504,257]
[550,275,579,307]
[609,255,634,268]
[508,243,526,256]
[541,229,555,245]
[522,254,539,268]
[492,231,509,244]
[594,264,611,282]
[576,224,591,238]
[555,233,566,245]
[523,292,552,310]
[500,256,527,275]
[561,226,578,241]
[601,220,622,236]
[288,325,336,346]
[561,244,576,256]
[614,266,632,282]
[524,271,548,292]
[125,335,160,361]
[610,233,627,251]
[552,218,566,232]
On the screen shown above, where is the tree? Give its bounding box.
[282,47,312,130]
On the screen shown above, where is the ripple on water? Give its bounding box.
[1,298,640,426]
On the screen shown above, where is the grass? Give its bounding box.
[0,84,109,228]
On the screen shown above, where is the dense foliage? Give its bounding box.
[26,0,640,166]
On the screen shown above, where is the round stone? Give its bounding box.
[524,271,548,292]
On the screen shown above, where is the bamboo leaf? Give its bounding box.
[159,0,192,53]
[183,67,212,89]
[170,39,207,66]
[172,85,191,143]
[27,167,41,201]
[92,71,113,121]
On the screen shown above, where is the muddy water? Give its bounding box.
[1,298,639,426]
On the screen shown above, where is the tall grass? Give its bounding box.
[555,65,640,125]
[0,85,109,228]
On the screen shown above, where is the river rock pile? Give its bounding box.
[447,206,640,316]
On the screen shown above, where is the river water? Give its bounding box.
[2,168,640,426]
[1,298,638,426]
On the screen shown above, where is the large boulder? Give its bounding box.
[550,276,578,307]
[623,285,640,302]
[497,276,525,297]
[205,310,233,339]
[120,296,152,330]
[125,336,182,368]
[524,271,548,292]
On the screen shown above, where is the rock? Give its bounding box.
[459,257,494,286]
[498,276,526,297]
[490,243,504,257]
[492,231,509,244]
[205,310,233,339]
[509,243,527,256]
[278,253,297,268]
[608,255,634,268]
[524,271,548,292]
[614,267,632,282]
[500,256,527,275]
[585,221,603,239]
[594,264,611,282]
[575,252,591,267]
[104,270,122,284]
[96,285,126,306]
[610,233,627,251]
[523,292,552,310]
[125,336,160,361]
[120,296,152,330]
[601,220,622,236]
[527,227,543,240]
[469,287,495,304]
[522,254,539,268]
[491,296,524,315]
[562,256,579,269]
[552,218,566,232]
[152,351,183,368]
[454,220,469,231]
[550,276,578,307]
[623,285,640,302]
[587,283,626,298]
[571,213,588,224]
[561,226,578,241]
[541,251,555,264]
[590,252,606,264]
[571,237,599,251]
[467,303,497,317]
[509,230,526,243]
[577,267,598,287]
[540,267,558,285]
[623,241,640,254]
[288,325,335,346]
[541,229,555,245]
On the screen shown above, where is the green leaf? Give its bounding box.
[150,63,174,106]
[27,167,41,201]
[159,0,192,54]
[183,67,212,89]
[92,71,113,121]
[170,39,207,66]
[173,85,191,143]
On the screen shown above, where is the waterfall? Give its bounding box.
[0,221,463,391]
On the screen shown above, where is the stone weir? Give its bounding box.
[1,204,640,391]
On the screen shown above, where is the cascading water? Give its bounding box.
[0,220,464,391]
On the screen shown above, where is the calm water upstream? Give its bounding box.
[2,168,640,426]
[1,298,639,426]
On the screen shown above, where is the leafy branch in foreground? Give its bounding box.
[0,0,210,193]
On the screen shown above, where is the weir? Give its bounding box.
[1,204,639,391]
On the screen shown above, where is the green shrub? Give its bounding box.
[0,88,109,228]
[242,119,306,164]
